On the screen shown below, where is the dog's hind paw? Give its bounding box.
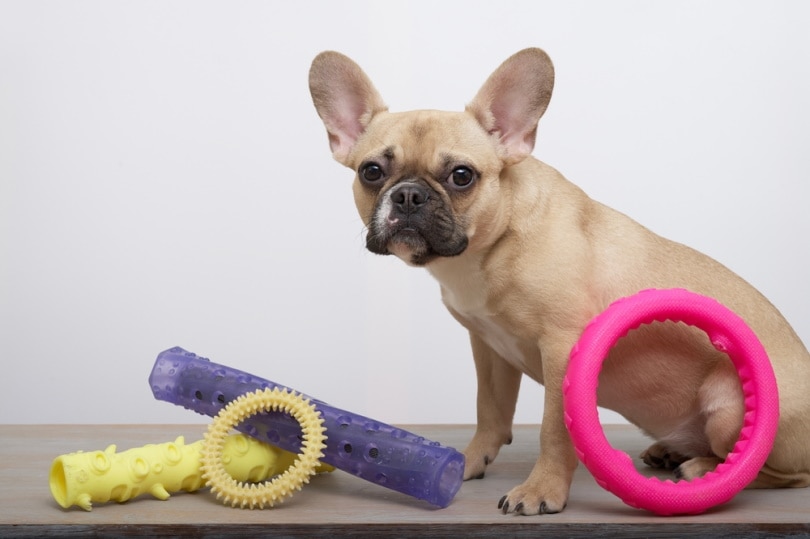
[641,442,689,470]
[674,456,722,480]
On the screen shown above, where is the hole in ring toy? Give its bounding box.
[563,288,779,515]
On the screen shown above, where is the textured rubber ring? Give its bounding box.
[563,288,779,515]
[200,387,327,509]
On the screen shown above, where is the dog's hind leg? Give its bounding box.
[675,361,744,480]
[748,411,810,488]
[748,464,810,488]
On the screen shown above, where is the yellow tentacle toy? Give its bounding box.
[49,388,330,511]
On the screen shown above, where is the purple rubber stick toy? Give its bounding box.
[149,347,465,508]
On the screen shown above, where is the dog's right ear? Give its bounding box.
[309,51,388,165]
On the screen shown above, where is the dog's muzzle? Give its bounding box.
[366,179,468,265]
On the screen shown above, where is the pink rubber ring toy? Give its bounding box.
[563,288,779,515]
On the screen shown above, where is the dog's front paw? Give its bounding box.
[462,443,496,481]
[462,430,512,480]
[497,478,568,516]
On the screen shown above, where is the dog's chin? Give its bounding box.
[387,230,433,266]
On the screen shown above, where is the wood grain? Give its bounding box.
[1,424,808,537]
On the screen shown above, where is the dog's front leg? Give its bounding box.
[499,340,579,515]
[462,332,522,481]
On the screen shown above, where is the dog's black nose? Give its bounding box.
[391,183,430,214]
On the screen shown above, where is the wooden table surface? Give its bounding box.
[1,423,808,538]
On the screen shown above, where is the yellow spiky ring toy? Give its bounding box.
[199,387,327,509]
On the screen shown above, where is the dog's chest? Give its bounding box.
[431,262,531,371]
[468,313,529,369]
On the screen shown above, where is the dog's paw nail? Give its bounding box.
[514,502,524,514]
[498,495,507,510]
[484,455,490,465]
[473,472,485,480]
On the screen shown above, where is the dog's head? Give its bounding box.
[309,48,554,266]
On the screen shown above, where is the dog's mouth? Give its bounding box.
[366,181,468,266]
[368,223,466,266]
[385,228,431,262]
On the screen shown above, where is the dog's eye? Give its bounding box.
[360,163,385,183]
[448,166,475,189]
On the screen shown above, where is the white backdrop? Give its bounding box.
[1,1,808,426]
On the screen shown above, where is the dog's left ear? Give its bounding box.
[467,48,555,164]
[309,51,388,165]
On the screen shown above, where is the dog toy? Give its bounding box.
[563,288,779,515]
[149,347,466,508]
[49,431,331,511]
[200,387,327,508]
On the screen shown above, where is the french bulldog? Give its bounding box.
[308,47,810,515]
